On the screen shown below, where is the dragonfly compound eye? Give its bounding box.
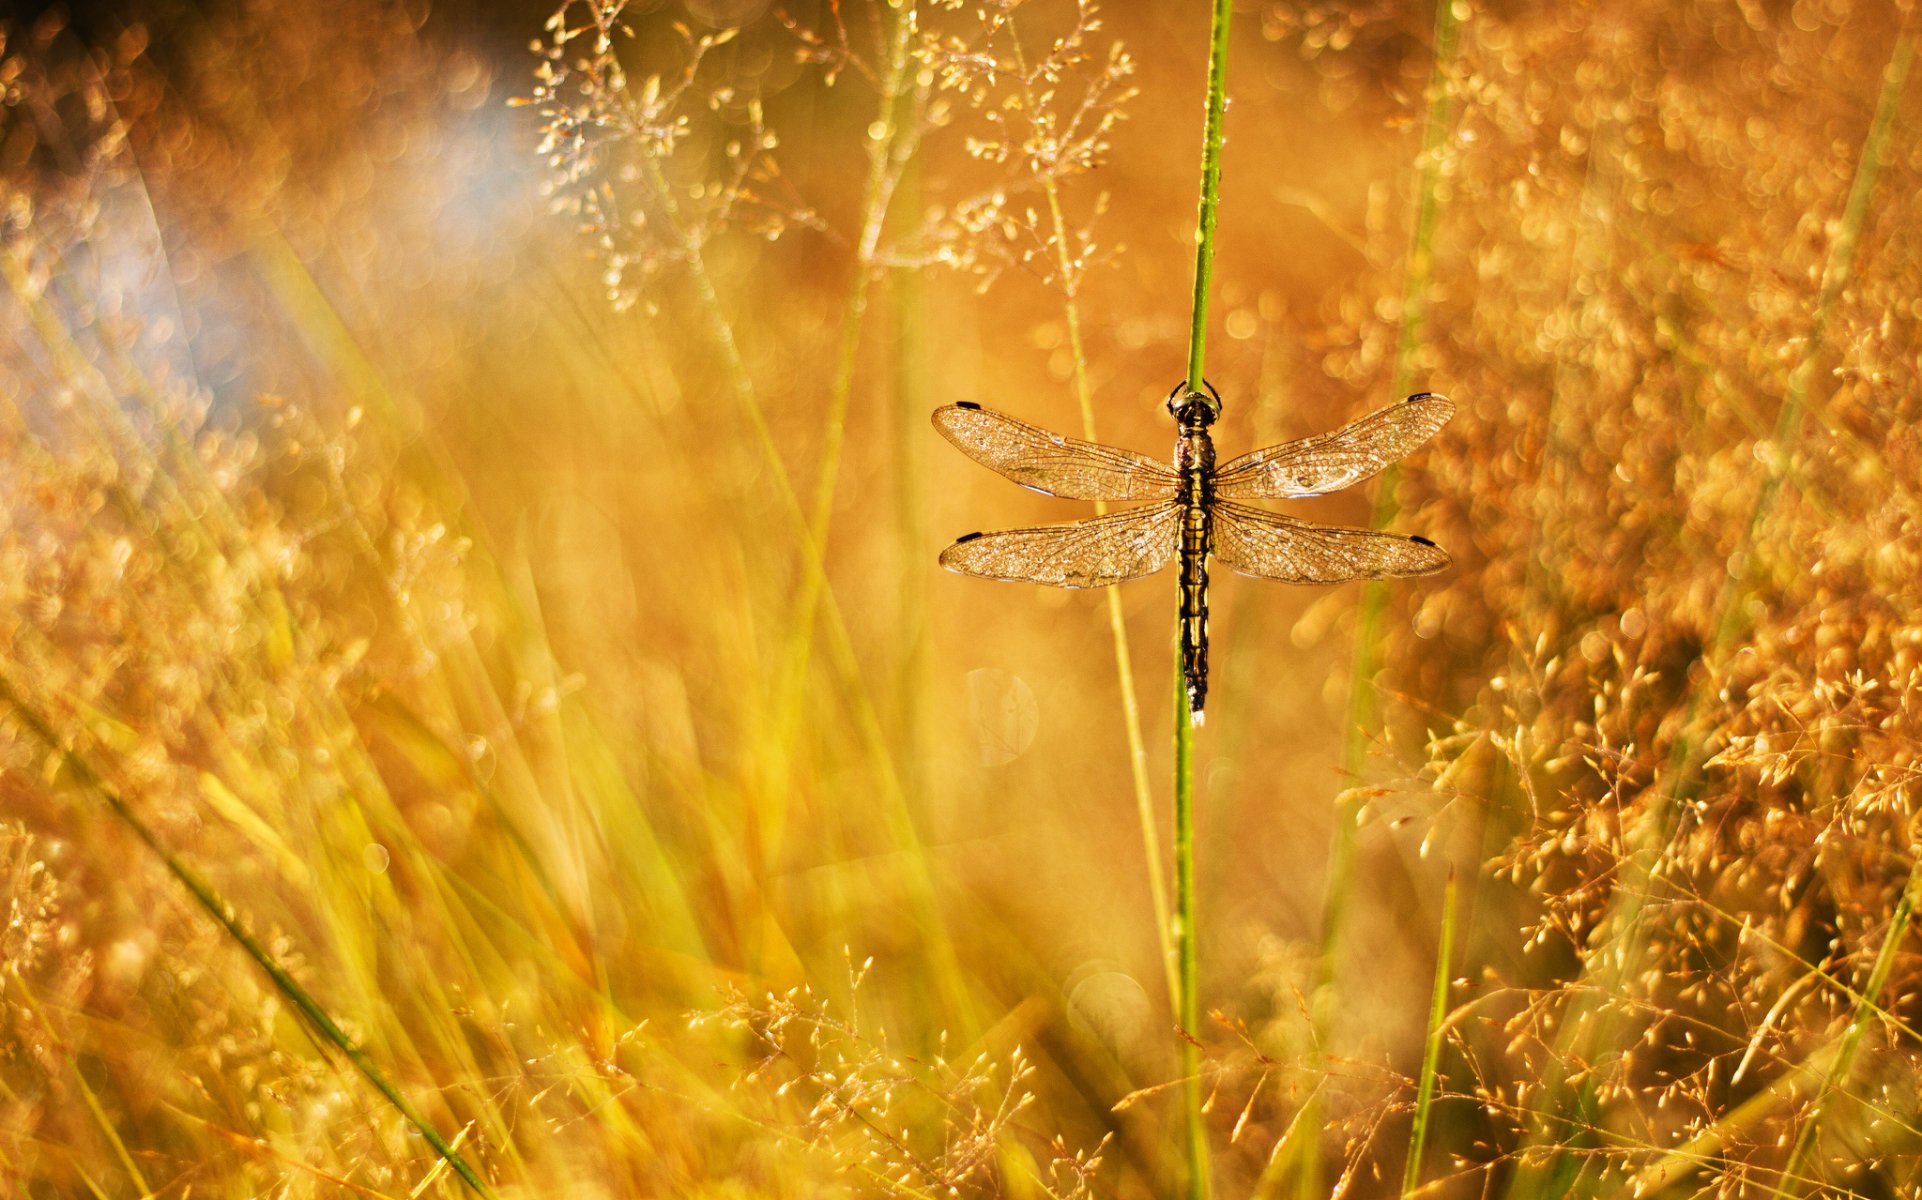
[1167,382,1221,425]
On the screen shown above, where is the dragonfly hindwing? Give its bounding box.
[938,502,1183,588]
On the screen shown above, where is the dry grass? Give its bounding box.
[2,0,1920,1196]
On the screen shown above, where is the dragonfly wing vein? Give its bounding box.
[940,502,1182,588]
[1214,392,1454,499]
[1212,501,1450,583]
[932,403,1180,500]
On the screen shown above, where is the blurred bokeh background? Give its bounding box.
[3,0,1920,1195]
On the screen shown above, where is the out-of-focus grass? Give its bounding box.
[3,1,1921,1197]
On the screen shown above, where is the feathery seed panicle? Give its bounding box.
[905,0,1138,289]
[1347,3,1922,1192]
[527,2,808,311]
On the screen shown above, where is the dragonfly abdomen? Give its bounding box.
[1176,426,1216,721]
[1180,504,1212,719]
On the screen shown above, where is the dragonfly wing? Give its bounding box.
[933,403,1180,501]
[1214,392,1454,499]
[1212,501,1450,583]
[940,502,1181,588]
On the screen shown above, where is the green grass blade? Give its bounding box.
[1035,134,1176,1015]
[0,673,497,1197]
[1777,855,1921,1190]
[1291,5,1461,1194]
[1323,0,1461,987]
[636,143,977,1032]
[1175,0,1235,1195]
[1401,868,1457,1198]
[1183,0,1234,394]
[1174,673,1207,1200]
[775,0,919,752]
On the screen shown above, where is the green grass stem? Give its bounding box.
[1027,65,1176,1012]
[1176,0,1234,1193]
[10,971,153,1196]
[1321,0,1461,993]
[1778,854,1922,1191]
[637,144,978,1034]
[1400,868,1457,1198]
[1183,0,1233,394]
[0,673,497,1199]
[1288,5,1460,1193]
[1175,673,1207,1200]
[775,0,920,755]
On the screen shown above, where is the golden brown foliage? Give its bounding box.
[2,0,1920,1196]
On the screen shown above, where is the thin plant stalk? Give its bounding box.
[774,0,921,753]
[1612,893,1918,1198]
[1621,898,1922,1199]
[0,673,498,1199]
[1777,853,1921,1190]
[10,971,152,1196]
[638,142,977,1033]
[1400,869,1458,1198]
[734,6,983,1034]
[1287,5,1460,1193]
[1320,0,1462,995]
[1176,0,1234,1194]
[1175,672,1207,1199]
[892,158,933,801]
[1031,87,1176,1014]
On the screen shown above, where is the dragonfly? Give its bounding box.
[933,381,1454,723]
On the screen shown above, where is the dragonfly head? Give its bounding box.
[1166,379,1223,427]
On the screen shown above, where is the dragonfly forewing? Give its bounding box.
[1214,392,1454,499]
[933,402,1181,500]
[940,501,1182,588]
[1212,500,1450,583]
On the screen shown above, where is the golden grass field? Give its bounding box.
[3,0,1921,1195]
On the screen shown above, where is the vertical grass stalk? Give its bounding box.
[1321,0,1461,990]
[1778,854,1921,1190]
[1031,92,1176,1013]
[1288,5,1460,1194]
[1400,869,1457,1198]
[775,0,920,749]
[640,142,976,1031]
[1177,0,1234,1194]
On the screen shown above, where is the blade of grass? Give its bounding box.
[1319,0,1461,996]
[1177,0,1235,1193]
[0,672,498,1199]
[892,158,933,804]
[1288,5,1461,1194]
[1013,22,1176,1015]
[9,971,152,1197]
[16,221,541,1171]
[1183,0,1233,398]
[637,140,978,1035]
[773,0,920,769]
[1175,671,1207,1200]
[1777,852,1922,1191]
[1400,868,1457,1198]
